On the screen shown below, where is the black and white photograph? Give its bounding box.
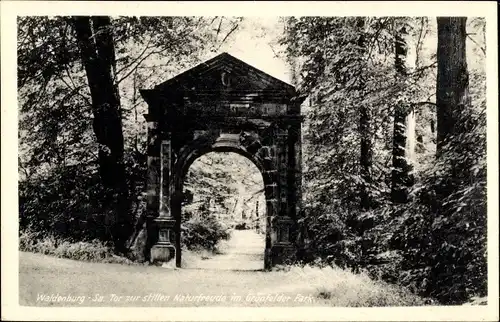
[1,1,498,321]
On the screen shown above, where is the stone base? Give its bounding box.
[150,244,176,265]
[270,244,297,267]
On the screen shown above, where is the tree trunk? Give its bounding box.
[391,22,413,203]
[72,16,132,253]
[436,17,469,156]
[357,17,373,211]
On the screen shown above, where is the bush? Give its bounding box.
[19,153,146,248]
[181,215,231,252]
[388,107,487,305]
[391,175,487,303]
[234,222,247,230]
[19,227,135,264]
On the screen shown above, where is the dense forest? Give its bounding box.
[281,16,486,305]
[18,16,487,305]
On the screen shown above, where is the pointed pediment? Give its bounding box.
[154,53,296,95]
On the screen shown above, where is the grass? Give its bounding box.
[19,228,135,265]
[275,264,430,306]
[19,230,428,307]
[19,251,429,307]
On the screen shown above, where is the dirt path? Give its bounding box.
[185,230,265,271]
[19,230,322,307]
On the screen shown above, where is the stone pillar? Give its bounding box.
[265,182,279,240]
[287,123,302,253]
[145,118,160,261]
[150,137,176,264]
[145,120,161,211]
[295,123,303,217]
[270,126,296,265]
[277,129,289,219]
[262,142,278,269]
[294,122,303,241]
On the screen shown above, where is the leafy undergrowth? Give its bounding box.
[20,223,234,267]
[274,264,430,307]
[181,214,232,252]
[19,228,135,265]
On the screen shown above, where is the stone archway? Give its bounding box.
[140,53,304,269]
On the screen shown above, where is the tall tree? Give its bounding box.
[356,17,373,211]
[72,16,131,253]
[436,17,469,156]
[391,22,413,203]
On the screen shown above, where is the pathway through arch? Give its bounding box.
[184,230,265,271]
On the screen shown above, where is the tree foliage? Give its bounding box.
[281,16,487,304]
[18,16,243,248]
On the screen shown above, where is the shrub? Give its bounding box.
[391,175,487,303]
[388,107,487,305]
[181,214,231,252]
[19,227,135,264]
[19,154,146,248]
[234,222,247,230]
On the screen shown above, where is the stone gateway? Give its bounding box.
[140,53,304,269]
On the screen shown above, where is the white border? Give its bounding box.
[1,1,498,321]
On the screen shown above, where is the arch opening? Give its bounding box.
[178,151,268,271]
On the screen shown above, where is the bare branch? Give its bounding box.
[217,22,240,51]
[413,101,437,107]
[56,73,92,107]
[366,17,392,62]
[64,65,79,89]
[114,36,154,81]
[216,17,223,38]
[466,34,486,55]
[209,16,218,25]
[116,51,171,85]
[268,43,279,58]
[115,26,197,85]
[243,188,265,203]
[409,61,437,76]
